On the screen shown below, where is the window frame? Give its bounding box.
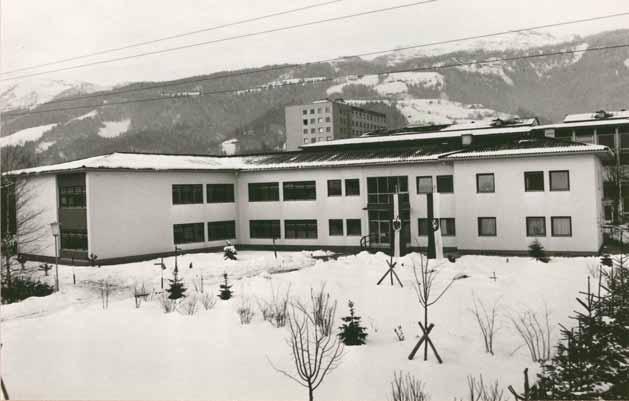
[436,175,454,193]
[173,223,205,244]
[526,216,546,237]
[248,182,280,202]
[59,185,86,208]
[207,220,236,241]
[345,179,360,196]
[283,181,316,201]
[416,176,434,194]
[172,184,203,205]
[284,219,318,239]
[60,229,88,250]
[346,219,362,236]
[524,171,545,192]
[551,216,572,237]
[476,173,495,193]
[477,217,497,237]
[328,219,344,236]
[549,170,570,191]
[249,220,281,239]
[206,183,235,203]
[327,179,342,197]
[440,218,456,236]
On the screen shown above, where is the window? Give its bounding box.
[325,107,330,112]
[329,219,343,236]
[206,184,234,203]
[345,179,360,196]
[367,176,408,205]
[476,174,495,193]
[207,221,236,241]
[325,116,331,122]
[346,219,362,236]
[248,182,279,202]
[283,181,316,201]
[310,118,315,124]
[60,229,88,250]
[575,128,594,144]
[318,118,323,123]
[478,217,497,236]
[172,184,203,204]
[310,109,315,114]
[250,220,280,239]
[326,136,332,141]
[418,218,456,236]
[526,217,546,236]
[303,129,308,134]
[416,176,433,194]
[317,108,322,113]
[285,220,318,239]
[436,175,454,193]
[551,217,572,237]
[549,171,570,191]
[327,180,342,196]
[326,127,331,132]
[302,110,307,115]
[524,171,544,192]
[597,127,615,147]
[59,186,86,208]
[318,128,324,133]
[303,119,308,125]
[311,137,317,143]
[173,223,205,244]
[304,138,309,144]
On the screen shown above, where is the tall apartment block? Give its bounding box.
[285,99,387,150]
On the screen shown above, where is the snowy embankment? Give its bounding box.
[1,251,596,400]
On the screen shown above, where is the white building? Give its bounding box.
[6,126,610,265]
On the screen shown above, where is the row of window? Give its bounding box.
[250,219,362,239]
[173,221,236,244]
[302,106,331,115]
[477,216,572,237]
[303,117,331,125]
[304,136,332,144]
[172,184,234,204]
[303,127,332,134]
[477,171,570,193]
[327,179,360,196]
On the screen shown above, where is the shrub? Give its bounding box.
[257,282,290,327]
[179,294,198,316]
[465,375,505,401]
[390,371,429,401]
[237,298,255,324]
[510,306,552,362]
[338,300,368,346]
[1,276,54,304]
[218,272,233,300]
[199,292,217,310]
[470,296,499,355]
[159,293,176,313]
[528,239,550,263]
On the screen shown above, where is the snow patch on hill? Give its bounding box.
[327,72,444,96]
[0,78,108,111]
[97,120,130,138]
[0,123,57,147]
[456,63,514,86]
[72,110,98,121]
[36,141,56,153]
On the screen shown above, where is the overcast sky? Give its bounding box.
[1,0,628,87]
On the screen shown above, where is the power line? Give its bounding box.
[3,42,627,118]
[1,0,343,75]
[0,0,438,82]
[8,10,629,108]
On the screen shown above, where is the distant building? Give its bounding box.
[285,99,387,150]
[221,139,240,155]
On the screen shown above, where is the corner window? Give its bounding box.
[329,219,343,236]
[346,219,362,236]
[478,217,497,236]
[345,179,360,196]
[436,175,453,193]
[476,174,495,193]
[173,223,205,244]
[416,176,433,194]
[283,181,316,201]
[524,171,544,192]
[327,180,342,196]
[172,184,203,204]
[526,217,546,236]
[551,216,572,237]
[549,171,570,191]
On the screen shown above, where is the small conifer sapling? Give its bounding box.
[166,264,187,300]
[218,272,233,300]
[338,300,368,346]
[528,239,550,263]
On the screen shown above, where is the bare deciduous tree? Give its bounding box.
[470,295,500,355]
[268,286,343,401]
[390,371,429,401]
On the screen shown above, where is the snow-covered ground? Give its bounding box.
[97,119,131,138]
[0,123,57,148]
[1,251,596,400]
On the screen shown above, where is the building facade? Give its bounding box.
[285,99,387,150]
[8,126,609,265]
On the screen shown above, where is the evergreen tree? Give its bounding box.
[218,272,233,300]
[166,265,187,300]
[337,300,368,346]
[528,239,550,263]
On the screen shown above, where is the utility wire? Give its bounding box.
[3,42,628,118]
[0,0,438,82]
[8,10,629,108]
[1,0,343,75]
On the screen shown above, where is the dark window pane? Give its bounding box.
[248,182,279,202]
[250,220,281,239]
[172,184,203,204]
[418,219,429,236]
[60,229,88,250]
[597,133,614,147]
[59,186,86,208]
[345,179,360,196]
[173,223,205,244]
[526,217,546,236]
[346,219,361,236]
[285,220,318,239]
[549,171,570,191]
[436,175,454,193]
[207,221,236,241]
[440,218,456,236]
[476,174,495,193]
[207,184,234,203]
[283,181,316,201]
[524,171,544,191]
[327,180,342,197]
[478,217,497,236]
[329,219,343,236]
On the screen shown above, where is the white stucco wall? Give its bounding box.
[453,154,602,253]
[17,175,57,257]
[87,170,238,259]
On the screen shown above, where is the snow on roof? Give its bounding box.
[539,118,629,130]
[302,126,533,148]
[564,110,629,123]
[447,142,609,160]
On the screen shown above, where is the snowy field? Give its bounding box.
[1,251,598,400]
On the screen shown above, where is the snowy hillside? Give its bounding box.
[0,78,108,111]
